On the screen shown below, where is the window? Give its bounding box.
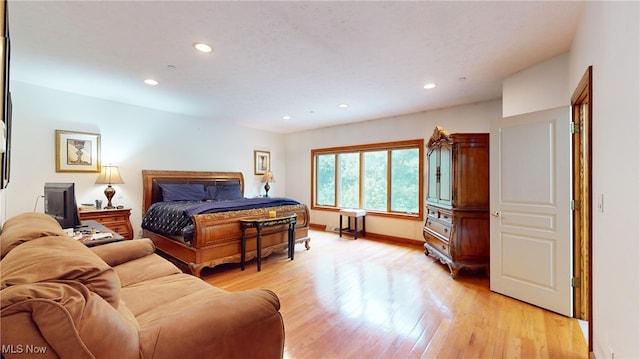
[339,152,359,208]
[312,139,423,219]
[315,154,336,206]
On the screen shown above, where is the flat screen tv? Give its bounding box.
[44,182,82,229]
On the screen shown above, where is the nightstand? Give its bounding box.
[78,208,133,240]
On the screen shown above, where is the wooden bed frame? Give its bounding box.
[142,170,310,277]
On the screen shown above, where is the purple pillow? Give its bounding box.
[214,184,243,201]
[160,184,205,201]
[205,186,218,200]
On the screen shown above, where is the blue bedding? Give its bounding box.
[184,197,300,217]
[141,197,300,238]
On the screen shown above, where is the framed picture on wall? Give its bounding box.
[254,150,270,175]
[55,130,101,173]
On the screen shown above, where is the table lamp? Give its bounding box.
[261,171,275,197]
[95,165,124,209]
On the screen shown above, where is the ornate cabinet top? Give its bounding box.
[427,126,452,149]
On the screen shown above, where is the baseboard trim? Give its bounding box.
[309,223,327,231]
[309,222,423,249]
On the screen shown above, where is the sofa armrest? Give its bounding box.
[90,238,155,267]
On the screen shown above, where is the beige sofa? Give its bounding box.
[0,213,285,358]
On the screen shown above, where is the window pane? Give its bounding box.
[439,146,451,203]
[391,148,419,213]
[427,148,439,202]
[363,151,387,210]
[338,153,359,208]
[316,154,335,206]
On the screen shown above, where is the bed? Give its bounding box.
[141,170,310,277]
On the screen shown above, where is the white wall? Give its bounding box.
[503,53,570,116]
[569,2,640,358]
[285,99,499,242]
[4,82,285,236]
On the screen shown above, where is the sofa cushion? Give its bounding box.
[112,252,183,288]
[117,299,141,331]
[0,212,66,258]
[121,272,228,316]
[1,281,139,358]
[1,236,121,308]
[122,273,284,359]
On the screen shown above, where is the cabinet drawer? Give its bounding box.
[425,218,452,241]
[94,216,126,223]
[97,219,125,226]
[109,225,127,234]
[106,221,128,231]
[426,207,452,223]
[438,210,452,223]
[92,217,107,224]
[424,231,451,258]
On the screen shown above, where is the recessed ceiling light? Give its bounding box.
[282,115,291,120]
[193,42,212,53]
[338,103,349,108]
[423,83,436,89]
[144,79,159,86]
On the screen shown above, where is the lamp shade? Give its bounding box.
[261,171,275,183]
[95,166,124,185]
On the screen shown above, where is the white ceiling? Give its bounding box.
[7,1,584,134]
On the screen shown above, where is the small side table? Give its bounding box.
[240,214,297,271]
[339,209,366,239]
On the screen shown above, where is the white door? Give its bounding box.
[490,106,572,316]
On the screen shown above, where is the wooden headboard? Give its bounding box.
[141,170,245,213]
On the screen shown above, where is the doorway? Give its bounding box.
[571,66,592,353]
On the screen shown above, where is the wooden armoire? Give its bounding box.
[423,126,489,278]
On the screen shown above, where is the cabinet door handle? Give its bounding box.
[491,211,501,218]
[444,228,448,233]
[427,221,432,225]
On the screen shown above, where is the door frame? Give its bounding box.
[571,66,593,354]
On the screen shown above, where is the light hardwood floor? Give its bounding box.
[202,229,587,359]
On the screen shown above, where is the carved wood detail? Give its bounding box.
[423,127,489,278]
